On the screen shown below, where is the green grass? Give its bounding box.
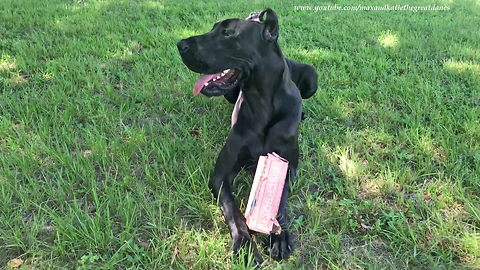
[1,0,479,269]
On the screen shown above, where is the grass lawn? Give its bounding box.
[1,0,479,269]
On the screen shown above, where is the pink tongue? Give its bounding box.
[193,73,218,96]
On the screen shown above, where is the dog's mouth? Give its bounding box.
[193,68,242,97]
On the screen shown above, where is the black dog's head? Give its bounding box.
[177,9,281,97]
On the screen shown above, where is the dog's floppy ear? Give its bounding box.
[258,8,279,42]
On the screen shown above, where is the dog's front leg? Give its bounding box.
[209,141,263,266]
[269,167,295,260]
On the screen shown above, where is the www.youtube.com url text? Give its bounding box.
[294,4,450,12]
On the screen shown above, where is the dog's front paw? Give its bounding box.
[232,231,263,267]
[268,230,294,260]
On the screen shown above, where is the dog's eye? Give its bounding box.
[222,29,234,37]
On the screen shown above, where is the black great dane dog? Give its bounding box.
[177,9,317,265]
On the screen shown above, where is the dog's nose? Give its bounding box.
[177,40,190,53]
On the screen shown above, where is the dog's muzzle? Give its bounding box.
[177,40,244,97]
